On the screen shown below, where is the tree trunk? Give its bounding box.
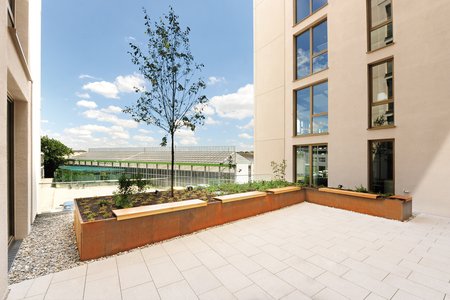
[170,132,175,197]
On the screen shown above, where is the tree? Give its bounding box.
[124,7,208,196]
[41,136,73,178]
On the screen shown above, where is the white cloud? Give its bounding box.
[133,135,155,144]
[83,81,119,99]
[239,133,253,139]
[209,84,254,120]
[207,76,226,86]
[237,119,254,130]
[75,92,90,99]
[176,129,198,145]
[101,105,122,114]
[62,124,130,149]
[41,119,49,124]
[83,109,138,128]
[76,100,98,109]
[138,128,152,134]
[205,117,220,125]
[79,74,101,80]
[114,74,145,93]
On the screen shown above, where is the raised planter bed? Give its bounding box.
[74,187,305,260]
[305,188,412,221]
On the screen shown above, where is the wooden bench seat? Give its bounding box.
[318,188,380,199]
[113,199,207,221]
[214,191,267,203]
[266,186,301,194]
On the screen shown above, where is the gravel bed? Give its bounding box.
[8,212,84,284]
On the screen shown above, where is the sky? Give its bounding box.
[41,0,254,151]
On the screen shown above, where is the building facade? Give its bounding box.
[254,0,450,217]
[1,0,40,297]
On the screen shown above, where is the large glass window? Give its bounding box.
[296,81,328,135]
[369,140,394,194]
[296,21,328,79]
[369,59,394,128]
[296,145,328,187]
[368,0,393,51]
[296,0,328,23]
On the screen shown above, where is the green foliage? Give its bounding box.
[124,7,208,196]
[204,180,296,195]
[270,160,287,181]
[41,136,73,178]
[113,174,149,208]
[354,184,369,193]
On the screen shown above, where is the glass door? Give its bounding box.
[7,98,14,244]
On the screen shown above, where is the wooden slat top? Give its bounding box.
[318,188,380,199]
[213,191,267,203]
[389,195,413,202]
[113,199,207,221]
[266,186,301,194]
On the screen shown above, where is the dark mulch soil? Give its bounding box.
[76,189,216,222]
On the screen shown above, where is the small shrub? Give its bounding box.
[355,184,368,193]
[97,199,109,207]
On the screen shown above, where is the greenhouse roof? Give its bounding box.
[70,146,237,165]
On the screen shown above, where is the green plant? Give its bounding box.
[270,160,287,181]
[41,135,73,178]
[97,199,109,207]
[113,174,135,208]
[355,184,369,193]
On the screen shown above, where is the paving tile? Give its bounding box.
[118,257,152,290]
[182,235,211,253]
[182,265,221,295]
[45,277,85,300]
[233,240,262,256]
[234,284,273,300]
[280,242,314,259]
[208,241,240,258]
[170,250,202,271]
[122,281,160,300]
[211,265,252,293]
[364,256,412,278]
[307,255,350,276]
[242,235,267,247]
[280,290,311,300]
[84,275,121,300]
[198,286,236,300]
[342,258,388,281]
[146,257,183,288]
[400,259,450,282]
[364,293,386,300]
[25,274,52,297]
[384,274,445,300]
[248,269,295,299]
[7,279,33,300]
[316,272,370,300]
[250,252,288,273]
[283,256,325,278]
[141,244,168,261]
[277,267,324,297]
[157,280,197,300]
[343,269,397,299]
[23,294,45,300]
[312,288,347,300]
[408,271,450,294]
[391,289,423,300]
[309,246,347,263]
[226,253,262,275]
[194,249,228,270]
[86,257,118,282]
[51,265,87,284]
[162,239,189,255]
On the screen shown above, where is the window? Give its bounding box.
[368,0,393,51]
[369,140,394,194]
[7,0,15,27]
[296,20,328,79]
[369,59,394,128]
[296,145,328,187]
[296,0,328,23]
[296,81,328,135]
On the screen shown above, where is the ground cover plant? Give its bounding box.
[76,180,298,222]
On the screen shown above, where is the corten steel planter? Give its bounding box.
[306,188,412,221]
[74,187,305,260]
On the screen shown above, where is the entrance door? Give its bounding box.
[7,98,14,244]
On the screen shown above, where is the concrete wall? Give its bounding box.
[254,0,450,217]
[1,0,40,296]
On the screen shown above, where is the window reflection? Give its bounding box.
[296,31,311,79]
[296,146,310,185]
[296,88,311,135]
[370,59,394,128]
[296,81,328,135]
[296,145,328,187]
[312,0,327,12]
[312,145,328,187]
[370,140,394,194]
[369,0,393,51]
[296,21,327,79]
[296,0,310,23]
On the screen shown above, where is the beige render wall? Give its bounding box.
[254,0,286,178]
[255,0,450,216]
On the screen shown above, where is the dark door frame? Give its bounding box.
[7,97,15,245]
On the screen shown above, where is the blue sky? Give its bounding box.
[41,0,254,150]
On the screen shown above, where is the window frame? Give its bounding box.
[294,0,328,25]
[368,139,395,194]
[294,79,328,136]
[368,57,394,129]
[7,0,15,28]
[367,0,394,52]
[294,19,328,81]
[294,144,328,187]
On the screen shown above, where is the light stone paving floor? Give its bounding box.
[7,203,450,300]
